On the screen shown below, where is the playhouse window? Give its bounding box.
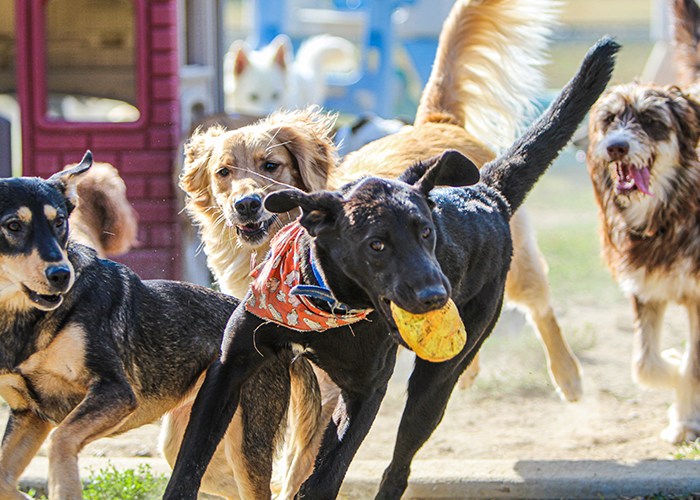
[44,0,140,123]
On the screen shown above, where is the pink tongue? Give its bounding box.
[631,166,654,196]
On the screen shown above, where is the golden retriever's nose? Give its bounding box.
[606,140,629,160]
[235,195,262,217]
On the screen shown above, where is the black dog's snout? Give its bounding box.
[46,265,71,291]
[235,195,263,217]
[606,140,629,160]
[416,286,449,311]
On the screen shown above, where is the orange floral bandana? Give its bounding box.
[245,221,372,332]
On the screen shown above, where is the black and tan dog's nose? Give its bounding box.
[46,264,71,291]
[606,140,629,160]
[235,195,262,217]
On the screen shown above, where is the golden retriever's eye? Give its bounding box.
[264,162,280,172]
[250,93,259,102]
[370,240,385,252]
[217,167,231,177]
[7,220,21,232]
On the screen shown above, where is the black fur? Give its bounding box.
[164,38,618,500]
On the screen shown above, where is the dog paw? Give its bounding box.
[550,357,583,403]
[661,421,700,445]
[661,348,683,366]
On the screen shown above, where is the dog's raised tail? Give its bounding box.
[414,0,559,152]
[480,37,619,213]
[673,0,700,88]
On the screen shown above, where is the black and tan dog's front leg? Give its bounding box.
[45,378,138,500]
[0,409,53,500]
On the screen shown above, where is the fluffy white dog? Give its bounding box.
[223,34,356,116]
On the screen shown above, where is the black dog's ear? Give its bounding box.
[48,150,93,213]
[403,150,479,196]
[265,189,344,236]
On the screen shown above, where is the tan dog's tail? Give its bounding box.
[68,162,138,257]
[673,0,700,88]
[414,0,558,152]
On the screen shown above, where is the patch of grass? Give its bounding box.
[82,462,168,500]
[670,439,700,460]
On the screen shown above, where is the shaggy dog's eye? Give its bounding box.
[217,167,231,177]
[370,240,385,252]
[422,227,432,239]
[603,114,615,124]
[7,221,21,232]
[641,114,654,125]
[264,162,280,172]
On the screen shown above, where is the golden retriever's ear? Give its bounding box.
[266,107,338,191]
[180,126,224,210]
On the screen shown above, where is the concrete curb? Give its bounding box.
[19,457,700,499]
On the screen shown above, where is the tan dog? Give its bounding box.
[66,161,138,258]
[327,0,583,403]
[585,0,700,444]
[177,107,339,499]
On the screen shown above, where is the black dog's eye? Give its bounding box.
[7,220,21,232]
[264,162,280,172]
[421,227,432,239]
[217,167,231,177]
[370,240,385,252]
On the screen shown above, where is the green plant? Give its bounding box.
[82,462,168,500]
[670,439,700,461]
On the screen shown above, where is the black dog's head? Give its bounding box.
[265,150,479,337]
[0,152,92,312]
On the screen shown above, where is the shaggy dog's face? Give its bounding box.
[180,110,335,249]
[588,83,700,222]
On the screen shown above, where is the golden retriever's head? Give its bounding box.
[180,107,337,248]
[587,82,700,221]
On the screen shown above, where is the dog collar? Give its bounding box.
[245,221,372,332]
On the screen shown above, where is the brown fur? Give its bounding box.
[64,161,138,257]
[587,3,700,441]
[328,0,583,403]
[177,107,338,499]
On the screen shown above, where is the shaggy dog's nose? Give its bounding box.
[606,140,629,160]
[235,195,262,217]
[46,265,71,291]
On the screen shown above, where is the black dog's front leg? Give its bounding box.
[296,345,398,500]
[375,294,504,500]
[163,311,273,500]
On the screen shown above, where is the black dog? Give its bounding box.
[0,155,294,500]
[164,39,619,500]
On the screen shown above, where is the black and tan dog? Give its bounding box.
[0,154,296,500]
[163,39,618,500]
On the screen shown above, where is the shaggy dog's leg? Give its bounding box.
[632,297,677,389]
[503,208,583,402]
[0,411,52,500]
[662,303,700,444]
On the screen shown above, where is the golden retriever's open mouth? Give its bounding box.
[234,217,277,244]
[614,161,654,197]
[22,285,64,310]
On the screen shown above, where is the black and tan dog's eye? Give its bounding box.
[55,216,65,228]
[7,220,21,232]
[370,240,384,252]
[217,167,231,177]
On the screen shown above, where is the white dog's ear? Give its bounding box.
[232,42,250,77]
[269,34,292,71]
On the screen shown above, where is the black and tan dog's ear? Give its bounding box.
[399,150,480,195]
[265,189,343,236]
[49,150,93,211]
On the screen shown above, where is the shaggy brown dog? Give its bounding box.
[65,160,138,257]
[586,0,700,444]
[327,0,583,403]
[176,107,339,499]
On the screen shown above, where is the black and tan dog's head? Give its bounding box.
[180,106,337,249]
[587,82,700,220]
[265,150,479,342]
[0,152,92,312]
